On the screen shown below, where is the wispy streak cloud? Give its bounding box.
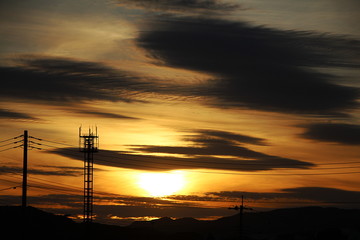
[50,129,314,171]
[118,0,241,14]
[0,109,36,120]
[0,56,149,105]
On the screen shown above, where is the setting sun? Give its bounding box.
[137,171,186,197]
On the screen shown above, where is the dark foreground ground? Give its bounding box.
[1,206,360,240]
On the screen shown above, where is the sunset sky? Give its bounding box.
[1,0,360,225]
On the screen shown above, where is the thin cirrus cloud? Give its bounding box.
[204,187,360,203]
[0,165,82,176]
[136,16,360,116]
[193,129,268,146]
[72,109,140,120]
[0,56,148,105]
[0,108,36,120]
[50,129,314,172]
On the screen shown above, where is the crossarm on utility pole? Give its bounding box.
[228,195,253,240]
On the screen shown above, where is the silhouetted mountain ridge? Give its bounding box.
[1,206,360,239]
[0,206,167,240]
[129,206,360,239]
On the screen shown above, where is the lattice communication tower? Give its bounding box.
[79,127,99,223]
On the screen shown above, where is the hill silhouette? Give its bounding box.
[1,206,360,240]
[0,206,166,240]
[128,206,360,239]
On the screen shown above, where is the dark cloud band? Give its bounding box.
[301,123,360,145]
[50,129,314,172]
[137,16,360,116]
[0,56,147,104]
[118,0,240,13]
[206,187,360,203]
[0,109,35,120]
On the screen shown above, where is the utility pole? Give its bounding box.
[229,195,253,240]
[79,127,99,223]
[22,130,28,209]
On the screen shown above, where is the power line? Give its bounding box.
[0,185,21,192]
[0,134,24,153]
[27,178,125,199]
[29,175,83,193]
[28,183,80,195]
[0,135,22,144]
[1,174,82,196]
[22,175,133,202]
[0,141,19,148]
[0,145,23,153]
[29,136,75,147]
[0,175,22,184]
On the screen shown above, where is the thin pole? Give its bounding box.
[239,195,243,240]
[229,196,252,240]
[22,130,28,208]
